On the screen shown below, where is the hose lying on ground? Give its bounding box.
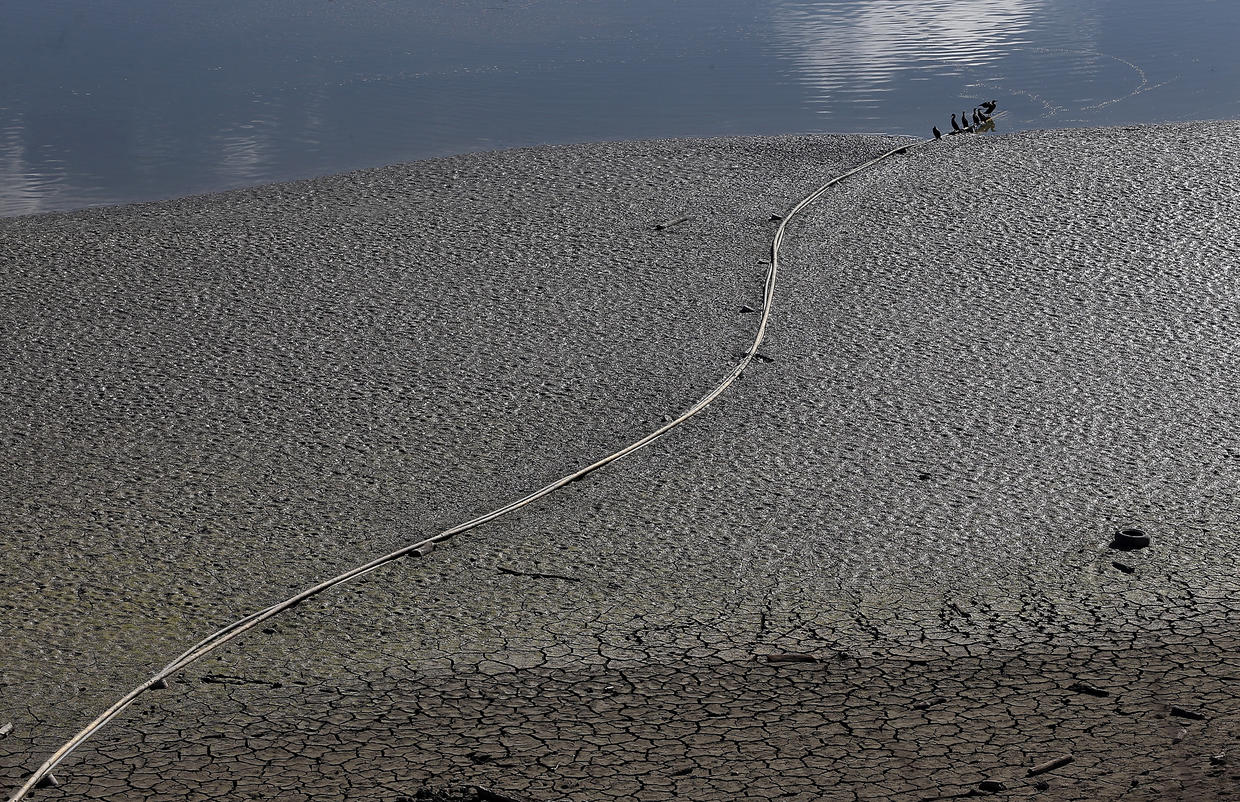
[9,134,928,801]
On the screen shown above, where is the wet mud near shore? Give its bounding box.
[2,124,1240,800]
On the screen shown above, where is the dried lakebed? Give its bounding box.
[2,124,1239,800]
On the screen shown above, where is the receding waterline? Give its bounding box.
[3,0,1238,217]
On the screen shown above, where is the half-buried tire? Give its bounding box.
[1112,528,1151,551]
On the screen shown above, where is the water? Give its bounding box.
[2,0,1238,217]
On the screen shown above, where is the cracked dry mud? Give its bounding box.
[2,123,1240,800]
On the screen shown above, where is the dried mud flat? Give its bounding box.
[2,123,1239,801]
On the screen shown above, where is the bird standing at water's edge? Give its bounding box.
[933,126,942,139]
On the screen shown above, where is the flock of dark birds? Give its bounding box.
[932,99,998,139]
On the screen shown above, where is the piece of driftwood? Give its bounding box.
[764,653,817,663]
[653,215,689,231]
[1027,755,1074,776]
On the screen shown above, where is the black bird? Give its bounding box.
[972,109,981,126]
[933,126,942,139]
[977,108,991,123]
[962,111,973,130]
[980,100,997,114]
[950,114,962,132]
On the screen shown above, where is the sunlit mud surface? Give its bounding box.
[2,123,1239,800]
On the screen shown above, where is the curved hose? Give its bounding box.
[8,135,927,801]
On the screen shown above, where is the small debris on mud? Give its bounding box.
[763,652,818,663]
[1111,528,1151,550]
[1170,704,1206,720]
[653,215,689,231]
[1028,755,1074,776]
[1068,681,1110,697]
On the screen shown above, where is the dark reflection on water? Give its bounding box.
[2,0,1238,216]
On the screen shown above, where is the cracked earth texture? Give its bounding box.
[2,123,1239,800]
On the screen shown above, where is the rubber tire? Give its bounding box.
[1112,528,1151,550]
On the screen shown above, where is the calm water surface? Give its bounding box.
[3,0,1238,216]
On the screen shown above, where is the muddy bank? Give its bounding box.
[2,123,1239,800]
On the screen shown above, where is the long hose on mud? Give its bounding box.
[9,135,930,801]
